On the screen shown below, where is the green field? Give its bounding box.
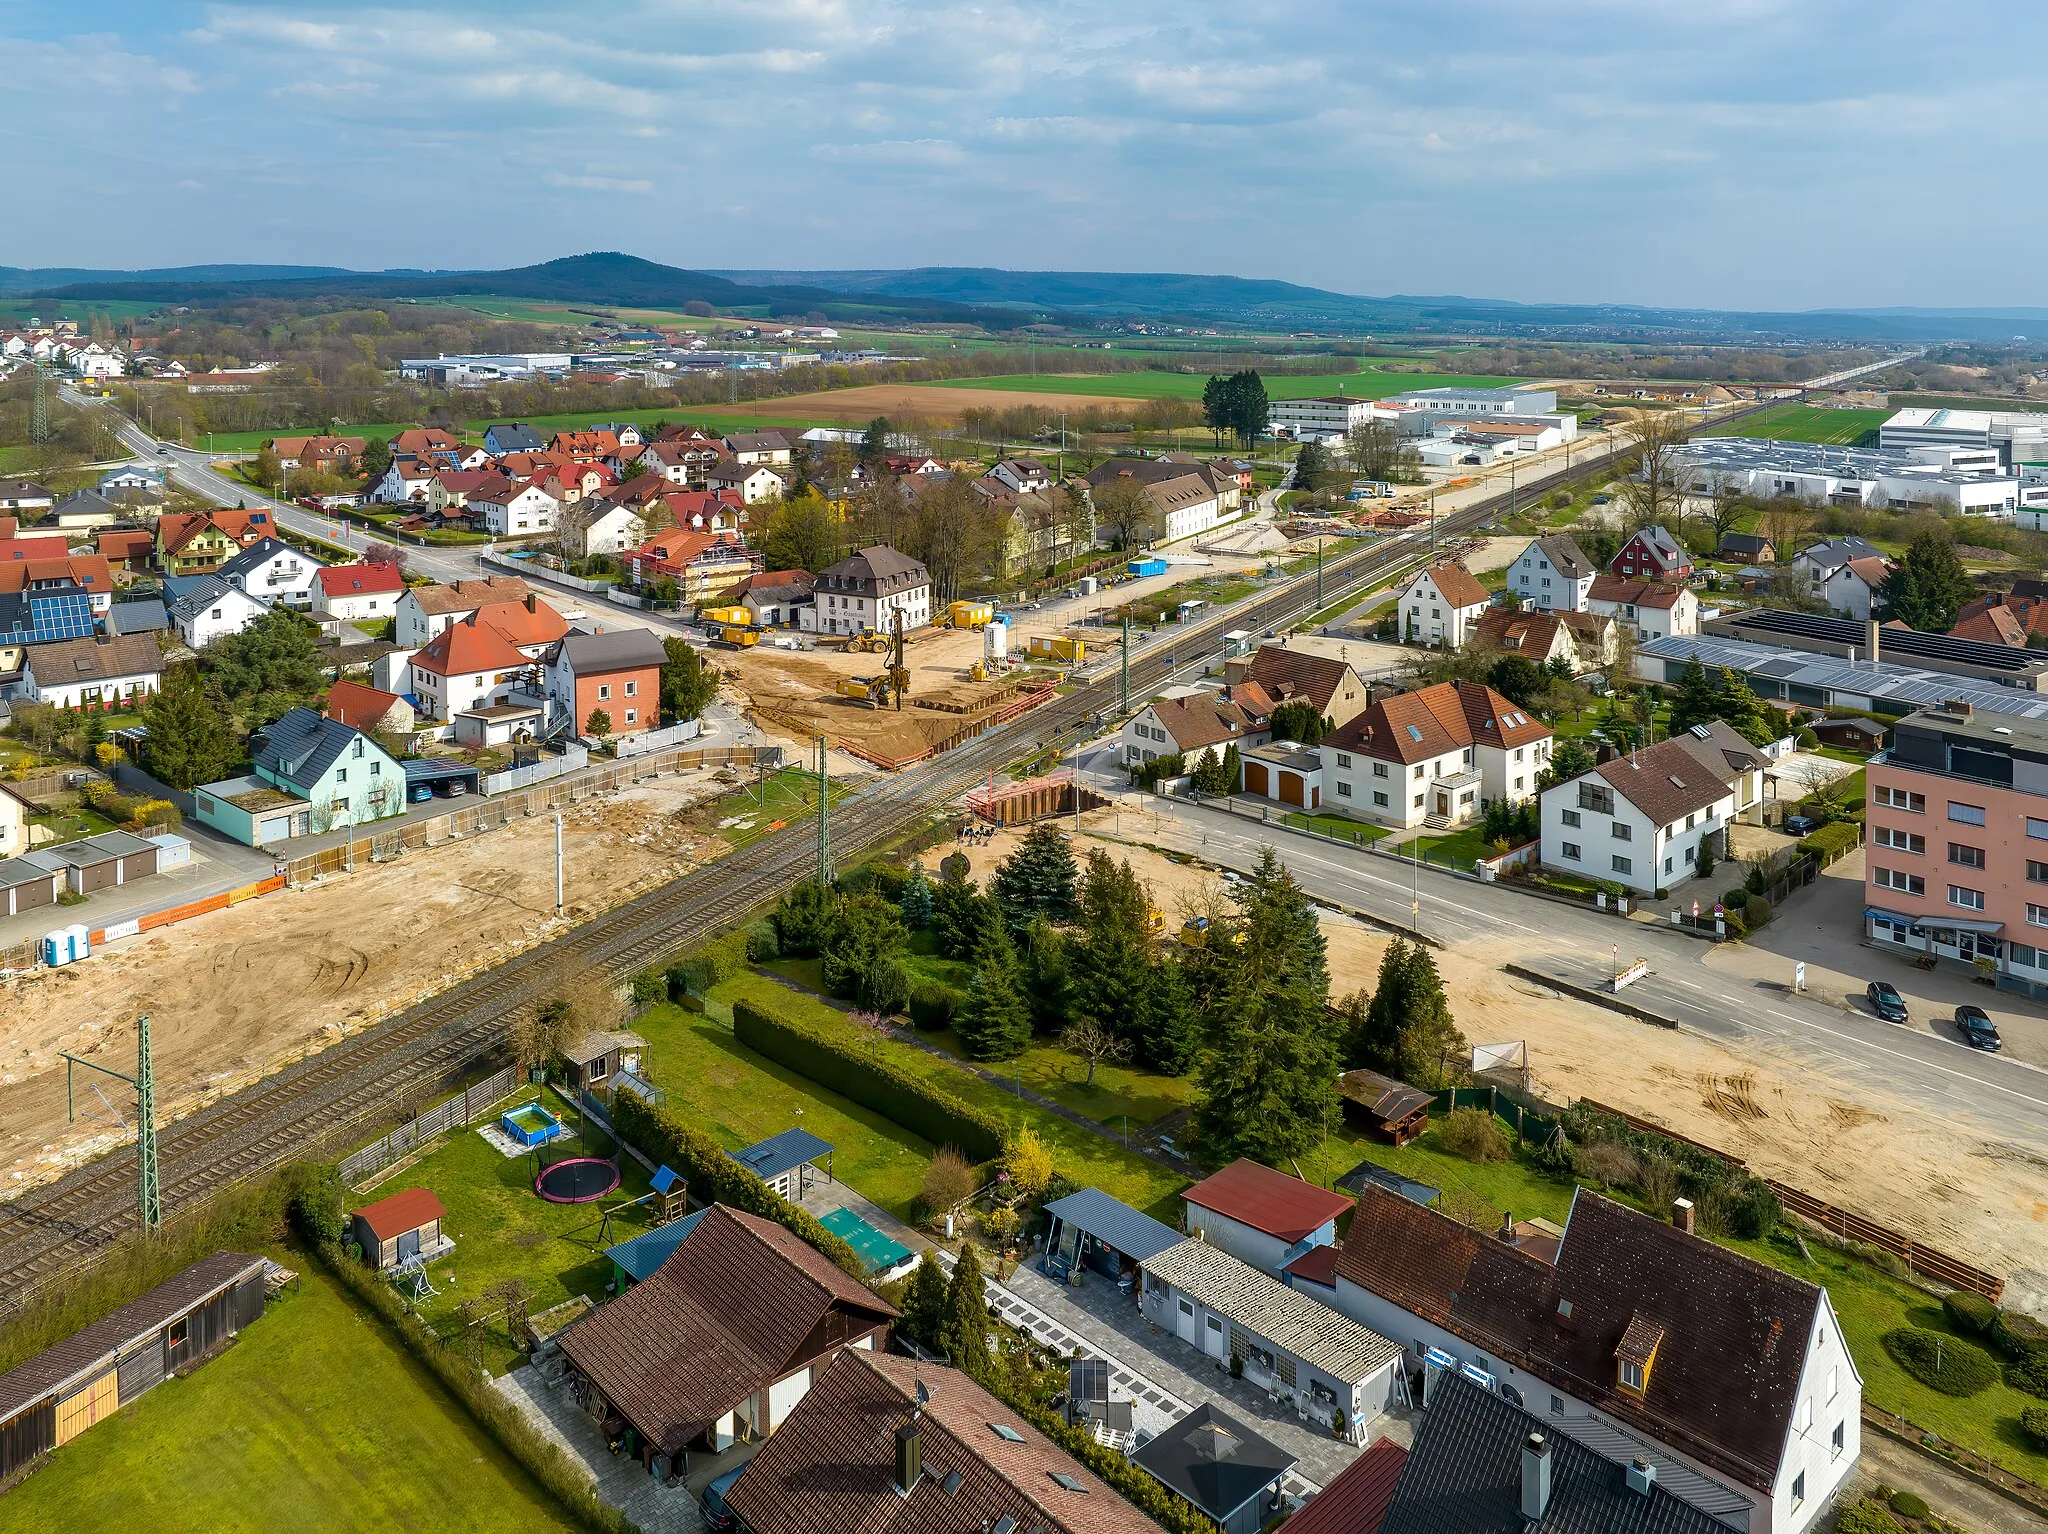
[0,1259,576,1533]
[196,422,419,453]
[935,369,1527,402]
[1700,405,1890,446]
[193,406,826,455]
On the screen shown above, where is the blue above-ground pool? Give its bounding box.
[501,1103,563,1148]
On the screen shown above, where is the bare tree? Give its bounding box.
[1344,418,1421,484]
[1617,409,1690,535]
[1060,1017,1132,1087]
[511,956,623,1076]
[1756,498,1812,565]
[1092,477,1157,550]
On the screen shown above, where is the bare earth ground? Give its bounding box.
[973,811,2048,1284]
[0,775,741,1194]
[723,382,1141,423]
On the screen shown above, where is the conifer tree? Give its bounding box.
[139,664,238,791]
[956,927,1032,1061]
[902,1254,949,1348]
[1070,850,1152,1042]
[1135,954,1200,1075]
[990,822,1079,929]
[942,1244,993,1380]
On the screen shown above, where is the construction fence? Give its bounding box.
[282,743,782,886]
[1430,1084,1561,1148]
[337,1063,522,1187]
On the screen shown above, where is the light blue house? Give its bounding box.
[193,707,407,845]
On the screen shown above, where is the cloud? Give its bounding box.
[544,172,653,193]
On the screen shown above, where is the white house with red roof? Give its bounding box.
[1181,1158,1354,1277]
[472,478,560,536]
[1393,561,1494,647]
[1305,679,1554,831]
[406,612,538,721]
[1587,575,1700,642]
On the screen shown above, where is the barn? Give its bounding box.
[0,1251,267,1478]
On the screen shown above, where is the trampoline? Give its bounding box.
[535,1157,620,1203]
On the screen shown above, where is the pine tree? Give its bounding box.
[956,929,1032,1061]
[1880,527,1972,631]
[931,878,988,960]
[1667,655,1719,735]
[898,863,934,929]
[942,1243,993,1380]
[1019,918,1071,1034]
[1712,667,1777,747]
[1135,954,1200,1075]
[139,664,238,791]
[1192,847,1339,1163]
[1354,940,1416,1072]
[902,1254,949,1348]
[1070,850,1152,1043]
[1394,943,1466,1088]
[990,822,1079,929]
[773,879,839,957]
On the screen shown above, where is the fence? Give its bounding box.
[337,1063,522,1186]
[481,743,590,796]
[1576,1097,2005,1301]
[1430,1084,1561,1147]
[611,718,702,758]
[283,743,781,886]
[480,550,615,594]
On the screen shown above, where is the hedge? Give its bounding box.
[1799,823,1862,866]
[732,998,1007,1163]
[908,983,963,1032]
[669,930,751,997]
[609,1090,867,1280]
[1994,1308,2048,1359]
[1942,1288,1997,1336]
[1879,1326,1999,1396]
[2023,1404,2048,1450]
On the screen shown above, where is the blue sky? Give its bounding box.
[0,2,2031,311]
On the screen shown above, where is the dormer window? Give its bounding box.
[1615,1312,1665,1398]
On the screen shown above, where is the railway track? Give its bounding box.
[0,401,1785,1301]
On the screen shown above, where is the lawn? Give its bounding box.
[0,1256,577,1533]
[699,973,1188,1222]
[917,1029,1199,1136]
[29,801,123,847]
[196,422,421,453]
[1271,808,1392,845]
[932,368,1528,402]
[696,763,845,850]
[1700,405,1890,446]
[1408,824,1510,867]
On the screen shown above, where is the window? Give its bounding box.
[1876,827,1925,854]
[624,680,637,697]
[1612,855,1632,874]
[2029,818,2048,840]
[1413,764,1425,779]
[1561,809,1581,827]
[1949,802,1986,826]
[1950,843,1985,868]
[1611,822,1631,841]
[1618,1360,1643,1391]
[1873,867,1923,895]
[2029,905,2048,929]
[1578,781,1614,814]
[1827,1367,1839,1402]
[1831,1421,1845,1460]
[1562,842,1581,861]
[598,684,611,700]
[1336,752,1352,769]
[169,1317,189,1348]
[624,709,636,724]
[1372,791,1389,808]
[353,739,364,758]
[334,768,347,784]
[1949,886,1986,911]
[1664,857,1673,874]
[1514,747,1524,762]
[1549,1395,1564,1417]
[1373,762,1388,778]
[1791,1472,1805,1511]
[1412,793,1424,808]
[1685,812,1696,830]
[1798,1396,1812,1431]
[1337,782,1351,798]
[1875,787,1925,813]
[370,760,380,776]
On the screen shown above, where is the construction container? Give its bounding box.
[1127,557,1168,578]
[699,605,752,628]
[1026,634,1085,664]
[1079,576,1099,596]
[720,626,760,647]
[944,600,994,630]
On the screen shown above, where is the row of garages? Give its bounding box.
[0,831,182,917]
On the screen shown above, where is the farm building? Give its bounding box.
[726,1127,834,1200]
[1338,1068,1433,1145]
[349,1187,451,1271]
[0,1251,267,1478]
[1183,1158,1352,1277]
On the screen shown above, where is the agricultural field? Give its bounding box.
[933,367,1529,402]
[1700,405,1890,445]
[0,1260,577,1533]
[195,422,417,453]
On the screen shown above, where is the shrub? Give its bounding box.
[1722,887,1750,910]
[1799,823,1862,864]
[1880,1326,1999,1396]
[1743,894,1772,929]
[1574,1138,1641,1190]
[1886,1490,1928,1520]
[1725,1177,1780,1240]
[1832,1500,1902,1534]
[1795,727,1819,748]
[1002,1125,1055,1199]
[1721,911,1747,939]
[1436,1106,1509,1163]
[1942,1289,1997,1336]
[742,918,780,961]
[676,928,750,995]
[733,997,1007,1161]
[921,1146,979,1218]
[908,983,962,1031]
[1994,1308,2048,1359]
[2022,1404,2048,1449]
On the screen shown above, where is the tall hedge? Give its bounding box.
[732,998,1006,1162]
[609,1091,867,1281]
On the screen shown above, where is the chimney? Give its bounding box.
[1626,1456,1659,1496]
[1673,1197,1695,1235]
[526,592,539,613]
[894,1421,922,1495]
[1521,1432,1554,1520]
[1946,698,1973,717]
[1499,1211,1517,1244]
[1867,616,1880,667]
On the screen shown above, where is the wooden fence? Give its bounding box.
[282,743,781,886]
[1577,1098,2004,1301]
[337,1063,522,1187]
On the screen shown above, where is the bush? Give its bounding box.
[1887,1490,1928,1520]
[742,919,780,961]
[1942,1288,1997,1335]
[2022,1404,2048,1449]
[908,983,962,1031]
[1880,1326,1999,1396]
[1833,1500,1902,1534]
[1725,1177,1780,1240]
[1722,887,1750,911]
[920,1146,979,1219]
[1795,727,1819,748]
[1799,823,1862,865]
[1743,894,1772,929]
[1722,911,1747,939]
[1436,1106,1509,1164]
[2007,1350,2048,1400]
[732,998,1007,1161]
[1994,1308,2048,1359]
[675,929,751,995]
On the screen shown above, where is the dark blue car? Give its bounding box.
[1866,980,1908,1023]
[1956,1005,2002,1052]
[701,1464,747,1531]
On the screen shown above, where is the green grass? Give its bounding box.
[0,1256,577,1533]
[700,973,1187,1221]
[1408,825,1509,866]
[29,803,123,847]
[700,765,848,850]
[196,422,420,453]
[918,1030,1199,1134]
[932,369,1528,402]
[1700,405,1890,446]
[1273,809,1392,844]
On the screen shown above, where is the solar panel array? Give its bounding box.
[1639,633,2048,721]
[1723,607,2041,674]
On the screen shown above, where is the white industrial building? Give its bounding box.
[1671,437,2044,517]
[1268,395,1389,438]
[1880,405,2048,467]
[398,353,573,386]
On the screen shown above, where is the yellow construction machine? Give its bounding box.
[837,665,912,708]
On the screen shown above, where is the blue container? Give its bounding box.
[500,1103,563,1147]
[1127,558,1168,578]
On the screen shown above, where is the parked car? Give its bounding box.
[701,1464,747,1531]
[1865,980,1908,1024]
[1783,814,1820,837]
[1955,1004,2002,1051]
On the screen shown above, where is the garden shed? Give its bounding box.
[0,1251,266,1477]
[561,1029,647,1094]
[1338,1068,1433,1146]
[1041,1186,1185,1287]
[727,1127,833,1200]
[349,1187,450,1271]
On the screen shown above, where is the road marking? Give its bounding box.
[1763,1008,2048,1114]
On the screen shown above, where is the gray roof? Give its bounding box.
[109,599,169,635]
[727,1127,834,1182]
[486,422,546,452]
[546,627,668,673]
[1638,632,2048,722]
[1796,535,1885,570]
[1532,535,1594,580]
[51,489,118,519]
[1380,1373,1736,1534]
[562,1028,647,1067]
[0,855,63,890]
[1141,1239,1404,1383]
[49,830,158,867]
[166,573,251,624]
[1132,1403,1294,1523]
[1043,1187,1185,1263]
[254,706,371,793]
[817,544,929,596]
[606,1209,709,1283]
[219,536,317,580]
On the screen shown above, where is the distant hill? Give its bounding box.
[0,263,367,296]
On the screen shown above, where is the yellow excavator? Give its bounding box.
[836,612,911,707]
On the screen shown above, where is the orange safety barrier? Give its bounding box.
[137,892,231,932]
[228,876,286,905]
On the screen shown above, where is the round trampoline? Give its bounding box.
[535,1157,620,1203]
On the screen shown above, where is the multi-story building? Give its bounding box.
[1538,723,1764,894]
[1268,395,1386,438]
[1393,562,1493,647]
[1311,679,1553,830]
[801,546,930,636]
[1507,534,1597,612]
[1863,702,2048,995]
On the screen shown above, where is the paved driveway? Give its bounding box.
[494,1364,704,1533]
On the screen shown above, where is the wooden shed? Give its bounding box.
[0,1251,266,1478]
[560,1029,646,1094]
[1338,1068,1433,1146]
[348,1187,450,1271]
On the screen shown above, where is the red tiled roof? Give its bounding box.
[412,613,533,676]
[1184,1158,1351,1242]
[352,1186,444,1241]
[0,553,111,593]
[315,562,405,597]
[473,597,568,649]
[1280,1439,1407,1534]
[323,680,406,730]
[407,575,530,615]
[1589,575,1686,610]
[1325,680,1547,763]
[1414,562,1490,609]
[1244,643,1361,714]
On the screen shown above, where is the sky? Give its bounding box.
[0,1,2036,312]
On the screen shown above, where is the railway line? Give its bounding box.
[0,395,1791,1302]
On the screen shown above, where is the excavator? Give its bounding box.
[835,611,911,708]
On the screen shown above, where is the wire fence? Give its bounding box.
[337,1063,523,1187]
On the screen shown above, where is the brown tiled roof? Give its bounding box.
[1149,694,1249,752]
[1414,562,1490,609]
[1335,1187,1820,1493]
[1325,681,1547,763]
[1840,556,1892,588]
[26,633,162,686]
[352,1187,444,1241]
[1280,1439,1406,1534]
[407,576,531,615]
[1589,575,1686,611]
[1588,736,1735,825]
[1668,718,1765,781]
[1471,607,1566,657]
[1219,678,1276,721]
[1952,602,2030,646]
[1245,643,1359,714]
[555,1205,897,1456]
[726,1348,1157,1534]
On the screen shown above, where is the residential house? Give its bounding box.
[740,573,814,628]
[723,1346,1156,1534]
[367,460,436,505]
[396,575,536,647]
[97,528,155,572]
[0,481,55,514]
[1822,556,1892,622]
[1120,691,1261,770]
[50,490,127,530]
[1183,1159,1353,1277]
[165,574,269,648]
[155,509,273,574]
[706,459,787,505]
[468,593,569,659]
[0,552,115,620]
[313,562,406,624]
[802,546,931,636]
[988,456,1054,494]
[1539,722,1763,894]
[0,582,99,654]
[428,470,508,512]
[322,679,414,737]
[1473,607,1615,670]
[1507,535,1597,612]
[1395,562,1494,647]
[1791,536,1885,584]
[1239,642,1371,730]
[471,478,560,537]
[1333,1186,1859,1534]
[482,422,547,456]
[220,537,322,610]
[22,633,162,710]
[558,499,645,560]
[628,530,759,603]
[1587,577,1700,642]
[1611,525,1693,582]
[1717,532,1776,564]
[107,599,168,638]
[1131,1404,1299,1534]
[554,1205,899,1479]
[1314,680,1554,830]
[406,613,537,722]
[390,427,462,460]
[264,435,365,472]
[635,439,726,488]
[542,628,666,736]
[0,781,35,861]
[724,431,793,465]
[195,706,409,843]
[548,428,621,463]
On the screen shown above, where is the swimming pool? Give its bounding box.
[820,1207,915,1279]
[501,1103,563,1148]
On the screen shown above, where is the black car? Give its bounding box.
[1955,1004,2002,1052]
[701,1464,747,1531]
[1866,980,1909,1023]
[1784,814,1820,837]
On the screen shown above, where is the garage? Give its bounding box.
[1244,761,1269,796]
[1242,742,1323,809]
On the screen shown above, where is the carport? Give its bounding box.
[401,759,482,802]
[1042,1187,1184,1287]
